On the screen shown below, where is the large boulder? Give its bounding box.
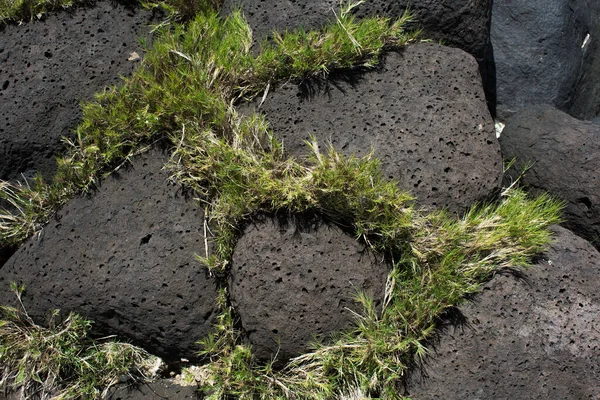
[0,1,158,182]
[406,226,600,399]
[500,105,600,249]
[229,214,390,363]
[220,0,492,62]
[489,0,589,120]
[239,44,502,214]
[0,150,219,361]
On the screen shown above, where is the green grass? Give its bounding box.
[0,1,565,399]
[184,187,561,399]
[0,283,163,399]
[0,0,83,24]
[0,2,418,246]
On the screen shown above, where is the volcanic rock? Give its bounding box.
[0,1,158,182]
[489,0,589,120]
[239,44,502,214]
[500,104,600,250]
[406,226,600,399]
[229,214,389,363]
[0,150,219,361]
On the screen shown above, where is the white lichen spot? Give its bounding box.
[582,33,591,49]
[494,121,505,138]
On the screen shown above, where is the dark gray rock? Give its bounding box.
[406,226,600,399]
[500,105,600,249]
[569,0,600,120]
[355,0,492,62]
[229,214,390,363]
[239,44,502,214]
[106,381,199,400]
[0,380,198,400]
[220,0,491,61]
[0,2,158,182]
[0,150,219,361]
[490,0,589,120]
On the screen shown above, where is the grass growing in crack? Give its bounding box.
[0,4,418,246]
[0,283,162,399]
[0,2,564,399]
[187,192,562,399]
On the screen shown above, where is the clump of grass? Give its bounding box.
[0,0,82,24]
[0,283,163,399]
[167,111,415,267]
[0,5,418,247]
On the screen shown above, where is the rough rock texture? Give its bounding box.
[500,105,600,249]
[220,0,492,61]
[569,0,600,120]
[0,150,219,361]
[106,381,199,400]
[489,0,589,120]
[0,1,158,182]
[239,44,502,214]
[406,226,600,399]
[230,215,389,363]
[0,381,199,400]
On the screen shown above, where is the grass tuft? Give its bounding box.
[0,283,163,399]
[1,5,419,251]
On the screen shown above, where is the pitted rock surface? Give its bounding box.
[0,150,218,361]
[1,381,199,400]
[406,226,600,399]
[230,215,390,363]
[106,381,199,400]
[489,0,589,120]
[220,0,491,61]
[0,1,157,182]
[239,44,502,214]
[500,105,600,250]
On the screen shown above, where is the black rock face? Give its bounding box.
[489,0,589,120]
[500,104,600,250]
[239,44,502,214]
[230,215,389,363]
[0,1,158,182]
[0,150,219,361]
[106,381,199,400]
[569,0,600,121]
[406,226,600,399]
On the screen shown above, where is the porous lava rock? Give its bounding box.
[406,226,600,399]
[106,381,199,400]
[0,150,219,361]
[219,0,492,61]
[229,215,390,363]
[500,105,600,249]
[239,44,502,214]
[0,381,199,400]
[0,1,158,182]
[489,0,589,120]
